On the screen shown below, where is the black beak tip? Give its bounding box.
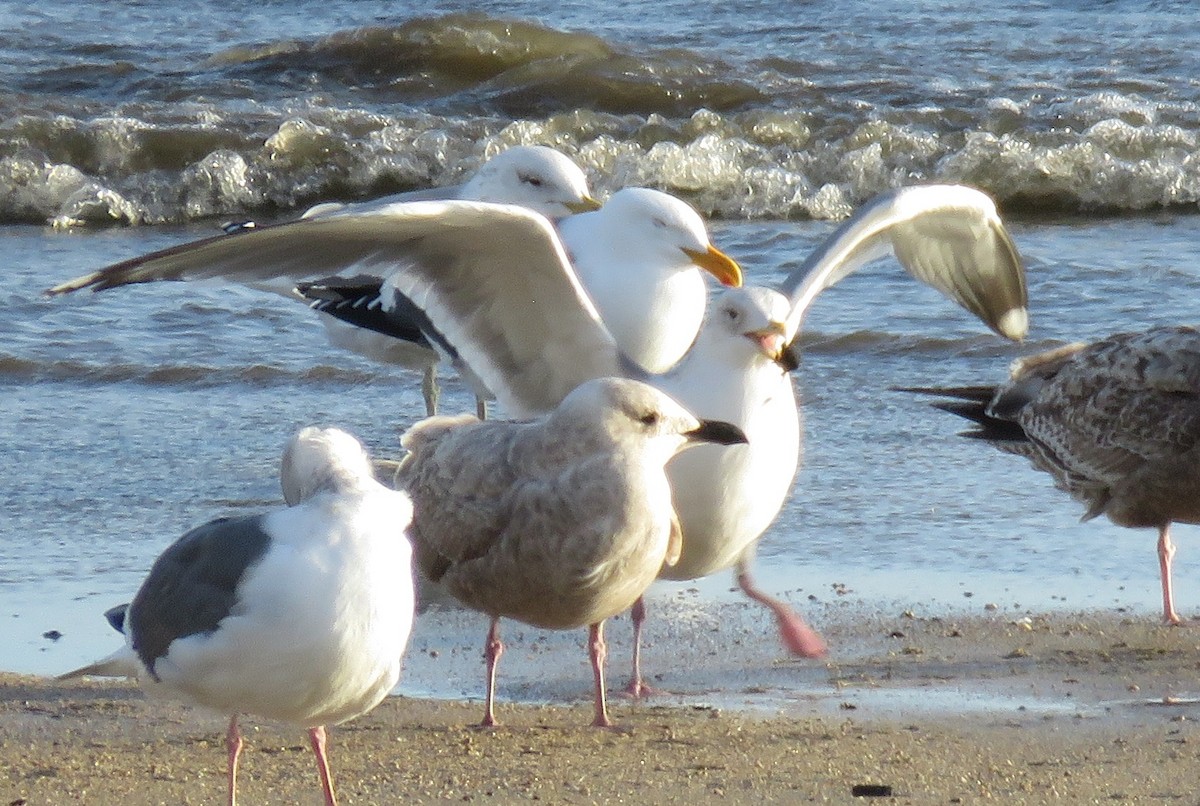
[777,341,801,373]
[688,419,748,446]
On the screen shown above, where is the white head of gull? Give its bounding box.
[903,325,1200,625]
[62,426,415,806]
[558,186,742,373]
[395,376,746,728]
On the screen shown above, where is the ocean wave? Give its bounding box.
[3,14,1200,225]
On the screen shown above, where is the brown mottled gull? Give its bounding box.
[395,376,747,727]
[905,325,1200,624]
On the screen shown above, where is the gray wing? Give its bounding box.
[367,203,624,418]
[396,417,524,582]
[128,514,272,680]
[779,185,1028,343]
[45,185,467,296]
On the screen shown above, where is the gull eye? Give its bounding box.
[638,412,660,427]
[724,306,739,321]
[651,216,669,229]
[519,173,544,188]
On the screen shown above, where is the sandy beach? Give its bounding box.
[5,605,1200,804]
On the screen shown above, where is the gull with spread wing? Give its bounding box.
[46,145,602,415]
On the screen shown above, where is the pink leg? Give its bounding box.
[737,562,828,658]
[308,726,338,806]
[589,622,613,728]
[225,714,243,806]
[1158,524,1184,625]
[480,617,503,727]
[623,596,657,698]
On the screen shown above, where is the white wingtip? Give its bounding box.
[997,307,1029,342]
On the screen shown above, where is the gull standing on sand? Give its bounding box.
[395,377,747,727]
[46,145,601,415]
[902,326,1200,625]
[61,427,416,806]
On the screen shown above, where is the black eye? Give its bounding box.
[638,412,660,426]
[651,217,668,229]
[724,307,739,320]
[519,173,544,188]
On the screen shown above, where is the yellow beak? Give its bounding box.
[681,244,743,287]
[564,195,603,214]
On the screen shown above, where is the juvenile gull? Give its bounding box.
[60,427,416,806]
[45,145,601,415]
[395,377,746,727]
[902,326,1200,624]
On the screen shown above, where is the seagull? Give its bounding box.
[59,426,416,806]
[900,326,1200,625]
[395,376,747,727]
[46,183,1027,689]
[45,145,601,415]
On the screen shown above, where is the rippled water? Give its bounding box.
[3,1,1200,679]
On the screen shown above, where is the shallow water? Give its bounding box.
[3,2,1200,693]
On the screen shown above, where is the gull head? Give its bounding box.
[699,286,794,369]
[587,188,742,287]
[552,378,747,464]
[462,145,600,219]
[280,426,375,505]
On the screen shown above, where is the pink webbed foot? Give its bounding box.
[737,568,828,659]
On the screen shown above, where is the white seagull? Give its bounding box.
[903,325,1200,625]
[395,377,747,727]
[60,426,416,806]
[46,145,602,415]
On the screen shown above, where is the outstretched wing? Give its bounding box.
[779,185,1028,343]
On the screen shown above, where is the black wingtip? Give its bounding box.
[103,603,129,634]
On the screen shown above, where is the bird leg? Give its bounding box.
[480,617,504,727]
[475,397,488,420]
[589,622,614,728]
[1158,524,1184,625]
[736,561,828,658]
[421,365,440,417]
[225,714,243,806]
[622,596,657,697]
[308,725,338,806]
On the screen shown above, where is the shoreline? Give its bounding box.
[5,609,1200,803]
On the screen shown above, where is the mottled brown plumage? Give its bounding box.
[912,325,1200,623]
[393,377,745,726]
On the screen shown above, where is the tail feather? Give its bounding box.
[896,384,1028,443]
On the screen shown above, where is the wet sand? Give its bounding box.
[5,606,1200,804]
